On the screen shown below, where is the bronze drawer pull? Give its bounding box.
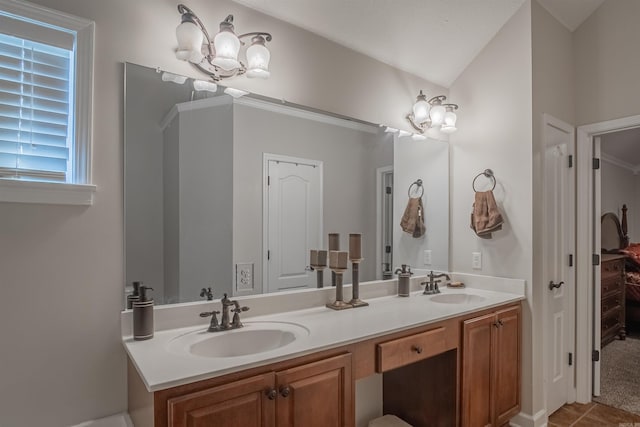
[411,345,423,354]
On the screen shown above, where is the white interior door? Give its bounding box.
[265,156,322,293]
[543,115,576,414]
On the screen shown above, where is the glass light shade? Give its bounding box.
[441,110,458,133]
[430,104,446,126]
[224,87,249,98]
[176,21,204,63]
[246,42,271,79]
[412,98,430,124]
[193,80,218,92]
[211,30,241,71]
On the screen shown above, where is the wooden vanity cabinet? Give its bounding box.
[147,353,353,427]
[129,302,522,427]
[461,305,521,427]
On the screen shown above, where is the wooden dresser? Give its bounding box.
[601,254,627,346]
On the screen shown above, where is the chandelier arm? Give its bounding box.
[406,114,427,134]
[238,32,273,42]
[427,95,447,105]
[443,103,459,110]
[177,4,214,58]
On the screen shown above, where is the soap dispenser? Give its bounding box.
[394,264,413,297]
[126,281,142,309]
[133,286,154,340]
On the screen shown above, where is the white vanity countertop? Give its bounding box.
[123,285,524,392]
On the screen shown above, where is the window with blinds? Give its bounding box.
[0,32,73,182]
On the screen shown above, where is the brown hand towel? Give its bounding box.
[470,190,504,238]
[401,197,426,238]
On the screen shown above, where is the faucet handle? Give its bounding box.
[233,306,250,314]
[200,310,221,331]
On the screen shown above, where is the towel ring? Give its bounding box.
[472,169,496,192]
[408,179,424,198]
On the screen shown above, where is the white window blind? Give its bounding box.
[0,32,73,181]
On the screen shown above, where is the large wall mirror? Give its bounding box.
[125,62,449,306]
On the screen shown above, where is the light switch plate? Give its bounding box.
[236,263,254,291]
[423,250,432,266]
[472,252,482,270]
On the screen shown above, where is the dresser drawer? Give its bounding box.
[601,292,623,317]
[602,275,623,296]
[376,326,447,372]
[601,312,622,337]
[602,259,624,278]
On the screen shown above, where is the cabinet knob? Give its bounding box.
[280,386,291,398]
[493,322,500,328]
[411,345,423,354]
[266,388,277,400]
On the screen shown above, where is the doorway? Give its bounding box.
[263,154,323,293]
[575,114,640,405]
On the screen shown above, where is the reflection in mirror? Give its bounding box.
[393,135,449,273]
[125,62,449,306]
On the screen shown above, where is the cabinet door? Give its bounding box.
[461,312,495,427]
[167,372,276,427]
[276,353,353,427]
[493,306,521,426]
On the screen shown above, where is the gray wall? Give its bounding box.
[0,0,444,424]
[178,103,234,300]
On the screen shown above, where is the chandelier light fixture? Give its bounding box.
[175,4,273,81]
[406,90,459,134]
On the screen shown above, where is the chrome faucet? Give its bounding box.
[199,293,250,332]
[422,271,451,295]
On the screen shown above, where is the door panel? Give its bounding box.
[543,116,576,412]
[461,313,494,427]
[266,158,322,292]
[276,353,353,427]
[494,306,521,426]
[167,373,275,427]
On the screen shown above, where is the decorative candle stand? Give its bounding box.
[326,251,352,311]
[348,233,368,308]
[328,233,340,287]
[310,249,327,288]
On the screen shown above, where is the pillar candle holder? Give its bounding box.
[348,259,368,308]
[310,250,328,288]
[326,251,352,311]
[328,233,340,288]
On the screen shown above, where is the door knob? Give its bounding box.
[266,388,277,400]
[548,281,564,290]
[280,386,291,398]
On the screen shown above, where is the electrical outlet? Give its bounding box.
[472,252,482,270]
[423,250,432,266]
[236,263,254,291]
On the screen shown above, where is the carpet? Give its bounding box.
[593,337,640,416]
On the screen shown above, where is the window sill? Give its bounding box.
[0,179,96,205]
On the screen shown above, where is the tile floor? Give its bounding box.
[549,402,640,426]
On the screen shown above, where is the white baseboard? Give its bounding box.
[509,409,548,427]
[69,412,133,427]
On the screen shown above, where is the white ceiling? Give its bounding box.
[601,128,640,172]
[231,0,604,88]
[232,0,526,88]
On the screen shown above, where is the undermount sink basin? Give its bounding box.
[167,321,310,358]
[429,293,486,304]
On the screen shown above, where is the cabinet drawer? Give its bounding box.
[602,276,623,296]
[601,312,622,335]
[602,260,623,277]
[601,292,623,317]
[376,327,446,372]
